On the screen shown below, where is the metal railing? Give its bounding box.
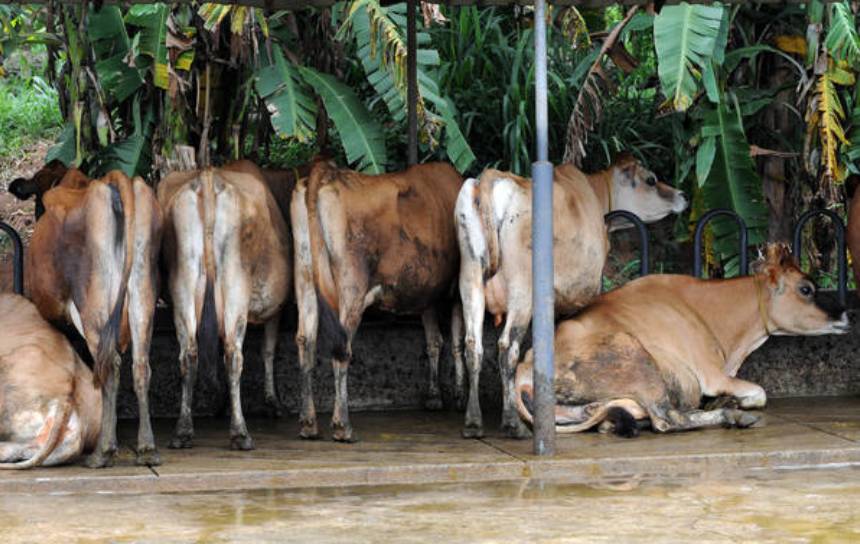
[693,208,749,278]
[605,210,650,276]
[0,222,23,295]
[792,209,848,307]
[604,208,850,306]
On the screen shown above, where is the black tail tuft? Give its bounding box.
[316,292,348,360]
[521,390,534,416]
[197,277,221,395]
[606,406,639,439]
[94,184,127,386]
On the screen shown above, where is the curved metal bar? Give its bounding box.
[792,209,847,307]
[605,210,650,276]
[693,208,749,278]
[0,222,24,295]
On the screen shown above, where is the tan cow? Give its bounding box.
[0,294,101,469]
[515,244,850,436]
[292,161,463,442]
[26,167,162,468]
[158,160,291,450]
[456,156,687,438]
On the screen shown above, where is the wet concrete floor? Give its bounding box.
[2,396,860,541]
[2,467,859,542]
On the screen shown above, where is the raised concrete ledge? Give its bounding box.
[2,397,859,495]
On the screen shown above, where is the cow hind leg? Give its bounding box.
[129,287,159,466]
[459,260,486,438]
[450,303,465,411]
[263,313,283,418]
[169,307,199,449]
[85,353,121,469]
[497,310,530,439]
[330,294,367,443]
[224,320,253,451]
[421,308,444,411]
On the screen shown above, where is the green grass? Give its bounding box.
[0,75,63,158]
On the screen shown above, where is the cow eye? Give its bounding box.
[646,176,657,187]
[799,284,813,297]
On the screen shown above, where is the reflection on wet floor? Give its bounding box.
[2,467,859,543]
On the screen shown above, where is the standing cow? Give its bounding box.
[0,294,102,469]
[158,160,292,450]
[25,167,162,468]
[456,156,687,438]
[291,161,463,442]
[515,244,850,435]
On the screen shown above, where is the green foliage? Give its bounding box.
[0,75,62,157]
[299,66,388,173]
[254,47,317,142]
[654,2,727,111]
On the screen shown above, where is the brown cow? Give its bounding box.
[455,156,687,438]
[0,294,101,469]
[292,161,463,442]
[27,167,162,468]
[158,160,291,450]
[515,244,849,436]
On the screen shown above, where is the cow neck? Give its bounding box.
[587,171,613,214]
[685,275,771,375]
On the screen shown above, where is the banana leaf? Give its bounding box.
[299,66,387,174]
[254,47,317,142]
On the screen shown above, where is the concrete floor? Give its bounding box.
[2,396,860,495]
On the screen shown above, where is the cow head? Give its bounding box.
[753,243,850,336]
[610,154,688,223]
[8,160,68,202]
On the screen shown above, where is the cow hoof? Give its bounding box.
[299,418,320,440]
[501,421,530,440]
[331,424,357,443]
[168,435,194,449]
[231,434,256,451]
[424,396,444,411]
[729,410,761,429]
[461,425,484,439]
[135,449,162,467]
[84,450,116,469]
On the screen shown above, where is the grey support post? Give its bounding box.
[531,0,556,456]
[406,0,418,166]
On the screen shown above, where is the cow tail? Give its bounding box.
[0,396,72,470]
[316,291,348,361]
[197,169,221,392]
[476,174,500,278]
[95,178,135,386]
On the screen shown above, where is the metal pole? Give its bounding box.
[0,222,24,295]
[792,209,848,307]
[406,0,418,166]
[531,0,555,456]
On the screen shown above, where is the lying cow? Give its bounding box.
[515,243,850,436]
[26,167,161,468]
[292,160,463,442]
[456,155,687,438]
[158,160,292,450]
[0,294,101,469]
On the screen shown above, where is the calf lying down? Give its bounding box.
[515,244,850,437]
[0,294,101,468]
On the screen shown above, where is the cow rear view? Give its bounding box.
[158,165,291,450]
[26,167,162,468]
